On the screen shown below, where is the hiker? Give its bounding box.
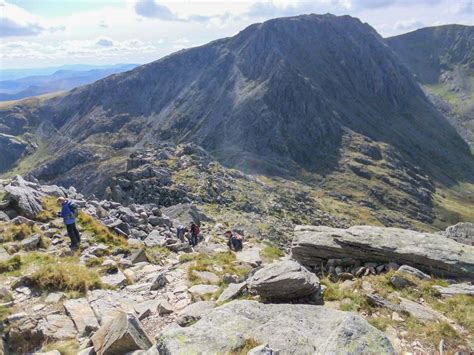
[57,197,81,249]
[189,221,200,247]
[176,224,187,242]
[225,230,243,251]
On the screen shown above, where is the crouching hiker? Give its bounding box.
[57,197,81,249]
[225,230,243,252]
[176,224,187,242]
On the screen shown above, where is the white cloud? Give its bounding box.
[135,0,178,20]
[394,19,425,31]
[96,37,114,47]
[0,0,44,37]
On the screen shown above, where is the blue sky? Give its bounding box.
[1,0,472,69]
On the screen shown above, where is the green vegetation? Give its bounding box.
[146,246,170,264]
[0,255,21,273]
[36,196,59,222]
[179,253,197,263]
[41,340,80,355]
[85,257,104,267]
[0,222,43,242]
[230,338,261,355]
[187,252,251,286]
[31,262,103,294]
[260,243,284,263]
[77,212,128,248]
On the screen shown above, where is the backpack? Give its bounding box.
[68,201,79,218]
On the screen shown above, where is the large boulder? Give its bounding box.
[91,312,152,355]
[445,222,474,246]
[4,175,44,219]
[176,301,215,327]
[63,298,100,335]
[292,225,474,280]
[248,260,320,301]
[161,203,213,226]
[155,300,395,354]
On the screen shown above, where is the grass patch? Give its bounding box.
[179,253,197,263]
[36,196,59,222]
[0,255,21,273]
[368,316,393,331]
[77,212,127,248]
[321,278,369,312]
[31,262,103,294]
[41,340,80,355]
[187,252,251,286]
[146,246,170,265]
[85,257,104,268]
[260,243,284,263]
[230,338,261,355]
[0,222,43,242]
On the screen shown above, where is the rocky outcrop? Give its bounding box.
[91,312,152,355]
[4,176,44,219]
[292,225,474,279]
[248,260,320,301]
[0,134,28,173]
[155,300,395,354]
[433,283,474,296]
[445,222,474,246]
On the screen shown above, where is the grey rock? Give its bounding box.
[248,344,280,355]
[130,249,148,264]
[101,270,128,288]
[150,270,168,290]
[366,294,403,313]
[64,298,100,335]
[188,284,220,300]
[37,314,77,341]
[91,312,152,355]
[0,211,10,222]
[157,300,174,315]
[445,222,474,246]
[390,275,415,289]
[161,203,213,226]
[191,270,220,285]
[176,301,216,327]
[398,298,442,322]
[155,300,395,354]
[248,260,320,301]
[144,231,167,248]
[5,175,44,219]
[397,265,431,280]
[292,225,474,279]
[217,282,247,304]
[45,292,65,304]
[236,248,262,267]
[20,234,41,250]
[433,283,474,296]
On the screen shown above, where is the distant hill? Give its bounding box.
[387,25,474,147]
[0,64,138,101]
[0,14,473,230]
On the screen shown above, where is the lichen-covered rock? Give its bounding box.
[445,222,474,246]
[248,260,320,301]
[4,175,44,219]
[155,300,395,354]
[91,312,152,355]
[292,225,474,279]
[176,301,215,327]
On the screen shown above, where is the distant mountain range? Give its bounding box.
[0,14,473,230]
[0,64,138,101]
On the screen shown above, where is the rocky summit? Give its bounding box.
[0,13,473,355]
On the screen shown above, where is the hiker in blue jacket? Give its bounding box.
[57,197,81,249]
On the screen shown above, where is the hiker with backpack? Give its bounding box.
[189,221,200,247]
[225,230,243,252]
[176,224,187,243]
[57,197,81,249]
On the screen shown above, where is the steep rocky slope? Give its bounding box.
[387,25,474,147]
[1,15,473,232]
[0,177,472,354]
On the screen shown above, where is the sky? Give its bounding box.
[0,0,472,69]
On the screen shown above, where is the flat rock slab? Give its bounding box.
[177,301,216,327]
[155,300,395,354]
[191,270,220,285]
[292,225,474,280]
[236,248,262,267]
[64,298,99,334]
[37,314,77,341]
[433,283,474,296]
[248,260,320,301]
[217,282,247,304]
[398,298,443,322]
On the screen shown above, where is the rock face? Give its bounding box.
[433,283,474,296]
[248,260,320,301]
[292,225,474,280]
[91,312,152,355]
[0,134,28,172]
[445,222,474,246]
[156,300,395,354]
[4,176,44,219]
